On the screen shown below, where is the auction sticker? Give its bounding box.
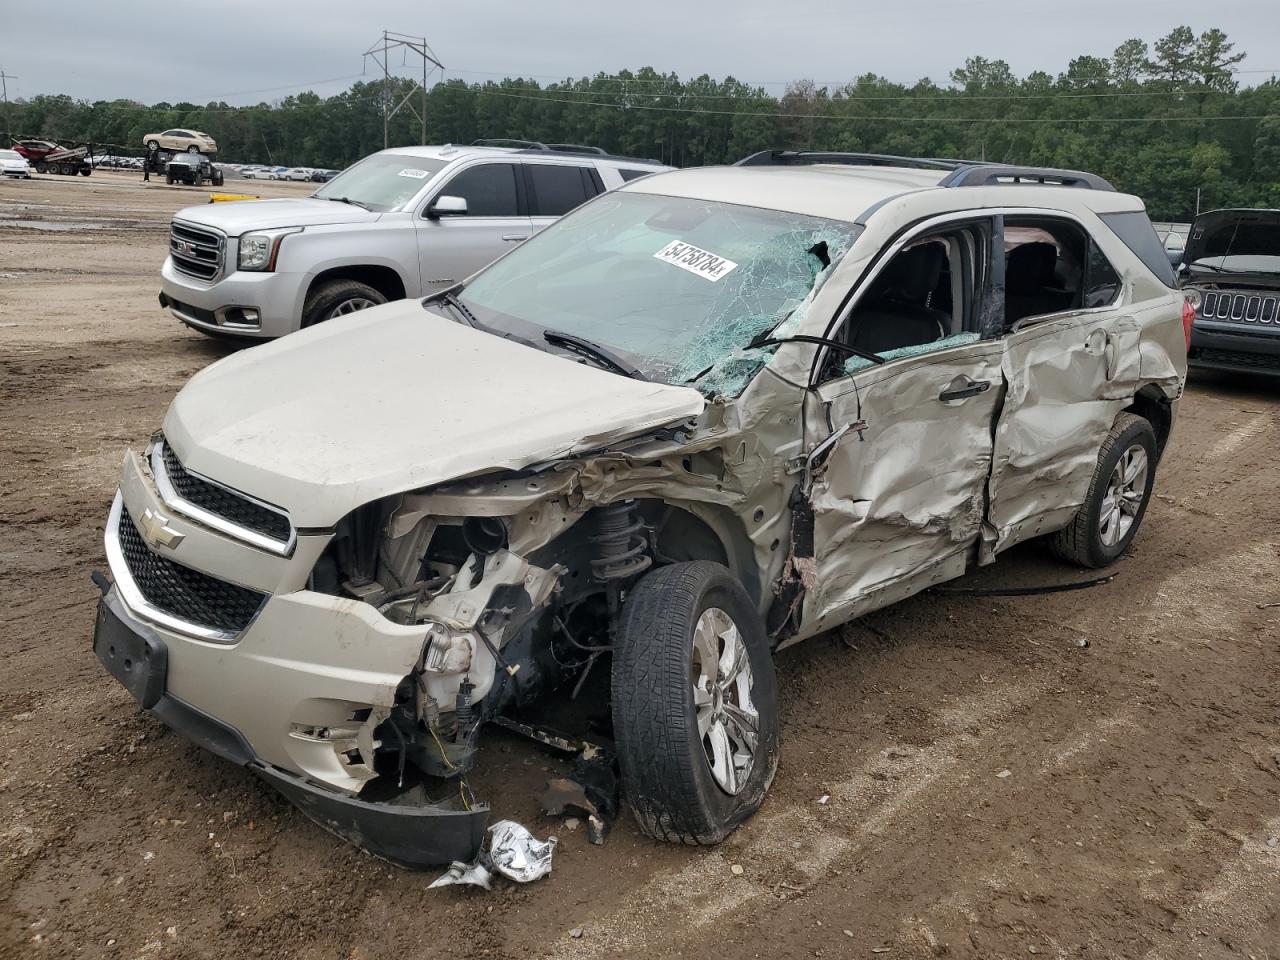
[397,168,432,179]
[653,240,739,282]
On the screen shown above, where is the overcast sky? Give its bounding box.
[3,0,1278,104]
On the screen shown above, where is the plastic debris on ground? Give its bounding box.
[540,746,620,845]
[487,820,558,882]
[429,820,557,889]
[427,859,494,890]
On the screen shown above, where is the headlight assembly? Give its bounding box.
[237,228,302,272]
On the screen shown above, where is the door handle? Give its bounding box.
[938,376,991,403]
[502,234,528,242]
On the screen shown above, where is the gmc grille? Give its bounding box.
[169,221,224,280]
[159,440,292,544]
[117,505,266,635]
[1198,291,1280,326]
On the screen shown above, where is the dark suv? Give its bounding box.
[1184,209,1280,378]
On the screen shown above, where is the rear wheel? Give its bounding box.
[1049,412,1158,568]
[147,140,160,152]
[187,144,200,154]
[612,561,779,844]
[301,279,387,328]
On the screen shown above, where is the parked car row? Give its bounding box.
[96,143,1192,871]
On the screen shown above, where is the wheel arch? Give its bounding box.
[1124,383,1175,459]
[306,264,408,304]
[638,500,763,608]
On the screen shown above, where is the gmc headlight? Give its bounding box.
[237,228,301,272]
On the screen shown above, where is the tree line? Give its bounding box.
[6,26,1278,220]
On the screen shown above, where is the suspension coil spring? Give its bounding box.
[590,499,652,582]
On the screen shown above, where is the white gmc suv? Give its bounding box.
[159,142,668,338]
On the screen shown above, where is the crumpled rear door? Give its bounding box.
[981,311,1140,560]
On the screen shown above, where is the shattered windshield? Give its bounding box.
[455,192,861,393]
[312,154,447,212]
[1189,220,1280,274]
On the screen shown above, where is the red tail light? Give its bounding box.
[1182,299,1196,352]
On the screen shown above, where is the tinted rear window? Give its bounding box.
[1099,211,1178,288]
[619,168,656,182]
[527,164,593,216]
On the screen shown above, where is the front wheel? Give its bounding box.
[612,561,779,845]
[187,145,200,154]
[1049,412,1158,568]
[301,279,387,328]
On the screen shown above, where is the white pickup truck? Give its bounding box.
[159,142,668,338]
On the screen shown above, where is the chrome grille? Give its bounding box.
[1198,291,1279,326]
[152,438,294,555]
[116,504,266,635]
[169,220,224,280]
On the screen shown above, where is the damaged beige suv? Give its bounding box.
[94,150,1188,866]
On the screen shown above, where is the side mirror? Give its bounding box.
[428,195,468,218]
[1166,248,1184,267]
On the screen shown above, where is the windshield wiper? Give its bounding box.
[543,330,648,380]
[422,286,479,327]
[326,195,370,210]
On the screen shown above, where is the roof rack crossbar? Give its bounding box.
[938,164,1116,191]
[735,149,969,172]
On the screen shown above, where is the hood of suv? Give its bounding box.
[162,301,706,528]
[1184,208,1280,284]
[175,197,379,236]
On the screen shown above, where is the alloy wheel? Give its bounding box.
[691,607,759,795]
[1099,443,1148,547]
[326,297,378,320]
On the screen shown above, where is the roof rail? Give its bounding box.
[938,164,1116,191]
[736,149,967,172]
[545,143,607,155]
[472,138,548,150]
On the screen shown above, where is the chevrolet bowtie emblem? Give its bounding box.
[139,508,185,549]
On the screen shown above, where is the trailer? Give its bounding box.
[12,139,94,176]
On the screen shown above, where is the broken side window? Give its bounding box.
[455,192,862,394]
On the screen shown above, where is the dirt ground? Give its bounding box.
[1,171,1278,960]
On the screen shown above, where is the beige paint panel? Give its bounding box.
[984,312,1136,558]
[804,343,1004,634]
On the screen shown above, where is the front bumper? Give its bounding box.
[94,569,489,868]
[160,256,307,339]
[1188,321,1280,378]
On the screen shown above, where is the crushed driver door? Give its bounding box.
[798,339,1006,639]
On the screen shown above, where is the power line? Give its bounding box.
[478,88,1279,124]
[468,81,1259,103]
[446,64,1280,86]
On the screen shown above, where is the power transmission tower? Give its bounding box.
[0,69,16,144]
[363,31,443,149]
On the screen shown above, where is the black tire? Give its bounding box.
[1048,412,1158,569]
[301,279,387,328]
[79,166,91,177]
[612,560,779,845]
[147,140,160,152]
[34,162,46,174]
[211,171,224,187]
[187,144,200,154]
[165,172,174,185]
